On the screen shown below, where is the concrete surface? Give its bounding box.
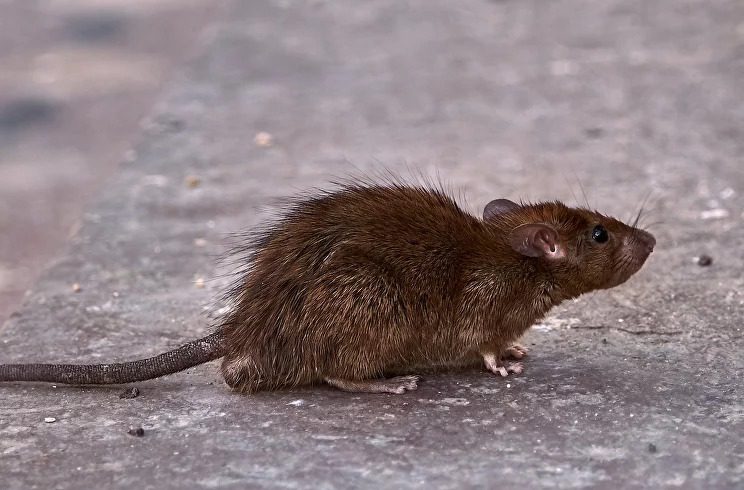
[1,0,743,488]
[0,0,226,322]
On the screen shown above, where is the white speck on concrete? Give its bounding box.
[312,434,346,441]
[418,397,471,407]
[700,208,729,220]
[254,131,274,148]
[720,188,735,199]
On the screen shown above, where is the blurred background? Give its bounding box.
[0,0,225,322]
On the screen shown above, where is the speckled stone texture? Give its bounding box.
[1,0,742,488]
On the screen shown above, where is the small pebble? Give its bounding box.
[696,255,713,267]
[72,283,81,293]
[193,238,207,247]
[185,175,201,189]
[127,427,145,437]
[254,131,274,148]
[648,442,657,453]
[584,127,604,139]
[119,387,140,399]
[44,417,56,423]
[194,277,205,289]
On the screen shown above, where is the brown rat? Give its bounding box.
[0,182,655,394]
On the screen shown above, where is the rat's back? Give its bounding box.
[219,183,482,393]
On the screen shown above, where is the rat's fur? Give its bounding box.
[218,183,654,393]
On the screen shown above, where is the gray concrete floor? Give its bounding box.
[1,0,743,488]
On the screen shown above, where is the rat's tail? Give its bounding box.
[0,331,225,385]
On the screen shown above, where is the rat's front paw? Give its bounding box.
[482,352,524,377]
[503,343,528,360]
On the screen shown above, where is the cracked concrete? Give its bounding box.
[1,0,743,488]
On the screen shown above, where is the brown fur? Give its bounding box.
[218,183,655,393]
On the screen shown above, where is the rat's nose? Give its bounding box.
[635,230,656,254]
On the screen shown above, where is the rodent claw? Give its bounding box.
[507,362,524,375]
[504,344,529,359]
[483,352,524,377]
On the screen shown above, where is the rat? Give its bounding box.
[0,182,655,394]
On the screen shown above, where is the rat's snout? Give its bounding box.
[633,229,656,255]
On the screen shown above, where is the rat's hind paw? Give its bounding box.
[482,353,524,377]
[489,361,524,377]
[503,361,523,375]
[325,375,421,394]
[503,343,529,360]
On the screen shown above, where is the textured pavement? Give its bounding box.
[1,0,743,488]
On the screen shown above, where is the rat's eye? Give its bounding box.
[592,225,609,243]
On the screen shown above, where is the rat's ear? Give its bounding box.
[509,224,565,259]
[483,199,520,220]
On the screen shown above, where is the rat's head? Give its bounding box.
[484,199,655,300]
